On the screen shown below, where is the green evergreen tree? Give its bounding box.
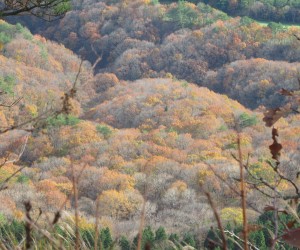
[165,0,199,28]
[155,227,167,242]
[255,231,267,249]
[133,226,155,250]
[142,226,155,249]
[225,224,235,249]
[80,228,94,248]
[182,232,196,248]
[240,0,250,9]
[238,112,257,128]
[100,227,113,249]
[119,236,131,250]
[169,233,180,248]
[204,228,219,249]
[217,0,229,10]
[268,22,287,34]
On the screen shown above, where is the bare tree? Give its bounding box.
[0,0,71,20]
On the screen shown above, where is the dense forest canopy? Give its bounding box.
[0,0,299,249]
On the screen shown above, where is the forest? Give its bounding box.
[0,0,299,249]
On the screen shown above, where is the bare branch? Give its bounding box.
[224,230,259,250]
[201,186,227,250]
[0,0,70,21]
[0,96,22,108]
[5,135,29,164]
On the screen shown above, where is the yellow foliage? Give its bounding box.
[14,210,23,220]
[77,217,94,230]
[277,180,290,192]
[200,147,223,160]
[174,53,183,60]
[15,49,23,62]
[56,182,73,195]
[274,117,289,129]
[0,111,7,127]
[25,104,38,117]
[145,94,163,106]
[198,169,214,185]
[65,215,94,230]
[100,169,135,190]
[139,118,156,131]
[98,190,143,219]
[221,207,243,225]
[0,164,20,183]
[48,56,63,72]
[248,162,276,185]
[171,180,187,192]
[192,30,203,39]
[165,72,173,79]
[185,2,196,8]
[68,121,101,146]
[260,79,271,86]
[239,42,247,49]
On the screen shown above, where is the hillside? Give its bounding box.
[12,0,300,110]
[0,0,300,249]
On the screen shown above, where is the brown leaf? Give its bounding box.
[145,242,151,250]
[263,205,287,214]
[269,141,282,161]
[263,104,291,127]
[279,88,294,96]
[247,224,262,233]
[288,198,299,211]
[269,128,282,161]
[286,220,296,229]
[272,127,279,138]
[281,228,300,248]
[264,205,275,212]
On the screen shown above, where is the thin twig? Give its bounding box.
[224,230,259,250]
[0,165,27,191]
[72,59,83,91]
[5,135,29,164]
[237,131,248,250]
[0,96,22,108]
[206,163,261,213]
[202,189,227,250]
[91,44,103,71]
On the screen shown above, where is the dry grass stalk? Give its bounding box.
[94,198,101,250]
[0,241,8,250]
[71,163,80,250]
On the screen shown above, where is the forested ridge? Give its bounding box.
[160,0,300,23]
[0,0,299,249]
